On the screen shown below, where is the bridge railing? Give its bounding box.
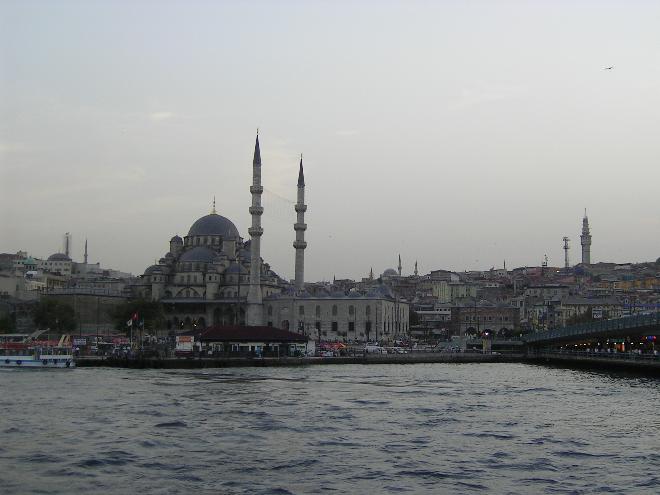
[524,312,660,344]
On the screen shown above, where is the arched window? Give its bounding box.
[349,305,355,315]
[332,305,338,316]
[299,305,305,315]
[268,305,273,316]
[315,305,321,317]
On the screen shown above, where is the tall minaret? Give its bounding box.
[398,254,402,277]
[246,133,264,326]
[414,261,418,277]
[580,209,591,265]
[84,239,88,264]
[293,155,307,291]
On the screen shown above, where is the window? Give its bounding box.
[349,305,354,316]
[299,305,304,316]
[366,305,371,317]
[268,305,273,316]
[315,321,321,331]
[332,305,338,316]
[331,322,338,333]
[316,305,321,317]
[348,322,355,333]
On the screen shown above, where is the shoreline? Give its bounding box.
[74,352,660,376]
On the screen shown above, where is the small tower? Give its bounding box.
[246,133,264,326]
[398,254,402,277]
[580,209,592,265]
[84,239,88,265]
[293,155,307,291]
[414,261,418,277]
[562,237,570,269]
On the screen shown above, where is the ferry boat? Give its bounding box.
[0,337,75,369]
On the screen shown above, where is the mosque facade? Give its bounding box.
[136,135,409,342]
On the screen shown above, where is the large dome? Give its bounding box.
[188,213,239,238]
[48,253,72,261]
[180,247,217,263]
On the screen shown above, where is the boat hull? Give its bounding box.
[0,355,75,368]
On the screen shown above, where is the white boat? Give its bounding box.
[0,343,75,369]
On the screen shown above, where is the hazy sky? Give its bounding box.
[1,1,659,281]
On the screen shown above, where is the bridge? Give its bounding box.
[524,313,660,346]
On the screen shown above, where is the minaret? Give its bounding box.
[414,261,418,277]
[246,133,264,326]
[84,239,88,265]
[293,155,307,291]
[398,254,402,277]
[580,209,591,265]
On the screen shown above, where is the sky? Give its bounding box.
[1,0,659,281]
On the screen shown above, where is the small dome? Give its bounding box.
[382,268,398,277]
[170,235,183,243]
[48,253,72,262]
[188,213,239,238]
[179,247,217,263]
[144,264,161,275]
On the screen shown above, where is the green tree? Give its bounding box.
[111,299,165,333]
[0,314,16,333]
[566,308,593,326]
[33,299,76,332]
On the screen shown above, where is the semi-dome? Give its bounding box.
[170,235,183,243]
[179,247,217,262]
[188,213,239,238]
[225,262,248,274]
[48,253,72,261]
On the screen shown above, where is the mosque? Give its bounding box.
[136,135,409,343]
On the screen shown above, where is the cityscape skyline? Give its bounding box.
[2,2,659,280]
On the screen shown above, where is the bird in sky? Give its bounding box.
[604,66,614,70]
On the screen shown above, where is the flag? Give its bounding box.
[126,319,133,327]
[132,312,139,321]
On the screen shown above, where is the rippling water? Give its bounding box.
[1,363,659,494]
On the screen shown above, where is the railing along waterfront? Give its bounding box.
[524,312,660,344]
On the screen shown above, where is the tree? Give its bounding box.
[33,299,76,332]
[0,314,15,333]
[566,308,593,326]
[111,299,165,333]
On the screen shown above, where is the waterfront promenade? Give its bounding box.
[76,350,660,374]
[77,352,519,368]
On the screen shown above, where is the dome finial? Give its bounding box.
[212,196,217,214]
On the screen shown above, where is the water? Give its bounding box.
[1,363,659,494]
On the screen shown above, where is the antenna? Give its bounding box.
[562,237,570,269]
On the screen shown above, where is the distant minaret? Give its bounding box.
[580,209,591,265]
[293,155,307,291]
[84,239,88,264]
[369,267,374,280]
[563,236,570,269]
[64,232,71,258]
[246,133,264,326]
[398,254,402,277]
[414,261,418,276]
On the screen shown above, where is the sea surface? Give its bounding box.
[1,363,659,494]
